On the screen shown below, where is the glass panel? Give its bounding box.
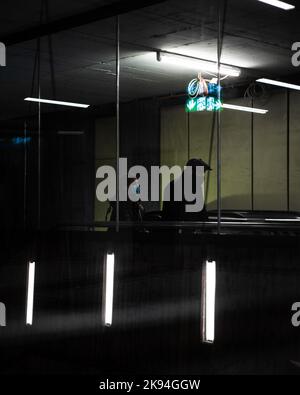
[2,0,298,233]
[0,12,117,231]
[221,0,299,228]
[118,0,220,231]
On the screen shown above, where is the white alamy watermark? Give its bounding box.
[0,302,6,327]
[292,302,300,327]
[96,158,205,213]
[292,43,300,67]
[0,42,6,67]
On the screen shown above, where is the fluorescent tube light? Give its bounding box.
[24,97,90,108]
[265,218,300,222]
[258,0,295,10]
[257,78,300,91]
[222,103,268,114]
[26,261,36,326]
[103,253,115,327]
[202,260,216,343]
[158,53,241,77]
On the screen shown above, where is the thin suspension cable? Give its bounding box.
[116,16,120,233]
[37,0,44,230]
[37,36,41,230]
[26,0,56,229]
[217,3,221,235]
[217,0,228,235]
[205,113,216,205]
[45,0,56,99]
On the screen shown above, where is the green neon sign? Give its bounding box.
[185,97,222,113]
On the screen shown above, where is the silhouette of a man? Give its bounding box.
[162,158,211,222]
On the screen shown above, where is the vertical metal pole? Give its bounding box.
[24,121,28,228]
[251,98,254,211]
[116,16,120,232]
[38,83,41,229]
[287,89,290,212]
[34,33,42,230]
[187,112,190,161]
[217,2,222,235]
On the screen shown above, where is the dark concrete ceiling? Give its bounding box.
[0,0,299,120]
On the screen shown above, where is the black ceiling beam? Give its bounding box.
[1,0,168,46]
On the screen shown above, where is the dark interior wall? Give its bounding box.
[120,98,161,212]
[0,96,161,229]
[120,98,160,170]
[95,97,161,222]
[94,116,116,223]
[0,133,25,229]
[39,111,95,229]
[0,110,96,230]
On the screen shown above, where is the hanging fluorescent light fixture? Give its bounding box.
[258,0,295,10]
[202,260,216,344]
[265,218,300,222]
[24,97,90,108]
[157,52,241,77]
[26,261,36,326]
[257,78,300,91]
[103,253,115,327]
[222,103,268,114]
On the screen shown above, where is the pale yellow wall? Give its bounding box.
[162,98,252,211]
[95,92,300,216]
[253,92,287,211]
[221,98,252,210]
[189,109,217,209]
[289,91,300,211]
[160,105,189,169]
[161,92,299,212]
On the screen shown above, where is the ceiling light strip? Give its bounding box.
[257,78,300,91]
[222,103,268,114]
[24,97,90,108]
[258,0,295,10]
[103,253,115,327]
[26,261,36,326]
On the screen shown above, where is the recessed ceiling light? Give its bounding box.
[258,0,295,10]
[257,78,300,91]
[24,97,90,108]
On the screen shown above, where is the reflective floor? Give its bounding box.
[1,231,300,375]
